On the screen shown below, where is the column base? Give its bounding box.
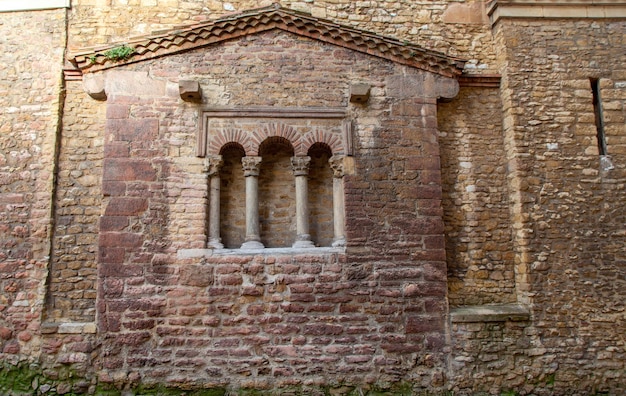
[332,238,346,248]
[292,239,315,249]
[207,238,224,249]
[241,240,265,250]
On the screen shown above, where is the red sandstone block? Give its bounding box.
[100,216,129,232]
[411,246,447,259]
[406,316,444,333]
[98,247,125,264]
[99,232,143,248]
[115,332,151,346]
[290,293,315,302]
[422,262,447,282]
[106,118,159,142]
[381,343,422,354]
[104,197,148,216]
[106,104,130,119]
[303,323,343,336]
[101,263,143,278]
[281,303,305,313]
[104,142,130,158]
[219,274,242,286]
[103,158,156,182]
[406,156,440,171]
[403,282,446,298]
[102,181,127,197]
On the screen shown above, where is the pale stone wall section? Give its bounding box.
[68,0,499,73]
[0,9,67,357]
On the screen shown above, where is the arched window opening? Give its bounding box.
[308,143,334,247]
[219,143,246,249]
[258,137,296,248]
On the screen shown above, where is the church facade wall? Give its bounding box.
[0,1,624,395]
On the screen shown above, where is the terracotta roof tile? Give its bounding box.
[69,3,465,78]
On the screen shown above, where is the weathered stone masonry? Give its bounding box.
[0,1,625,395]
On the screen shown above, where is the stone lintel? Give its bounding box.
[450,304,530,323]
[488,0,626,25]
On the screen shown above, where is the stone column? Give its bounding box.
[241,156,264,249]
[329,155,346,247]
[291,156,315,248]
[204,155,223,249]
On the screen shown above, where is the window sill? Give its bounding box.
[178,246,345,259]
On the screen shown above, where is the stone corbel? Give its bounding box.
[179,80,202,102]
[83,73,107,101]
[350,83,371,104]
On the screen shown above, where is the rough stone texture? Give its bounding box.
[67,0,498,73]
[0,9,66,360]
[0,1,625,395]
[438,87,516,306]
[46,81,105,322]
[92,29,449,389]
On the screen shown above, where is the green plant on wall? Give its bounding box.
[103,44,135,62]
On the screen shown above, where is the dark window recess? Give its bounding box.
[590,78,608,156]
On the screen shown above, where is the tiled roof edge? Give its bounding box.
[69,3,466,78]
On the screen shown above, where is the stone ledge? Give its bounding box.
[179,246,345,259]
[488,0,626,25]
[450,304,530,323]
[40,322,97,334]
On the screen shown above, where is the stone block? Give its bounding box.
[179,80,202,102]
[83,73,107,100]
[350,83,370,103]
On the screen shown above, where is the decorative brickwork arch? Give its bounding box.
[301,128,344,157]
[209,128,255,156]
[253,123,301,156]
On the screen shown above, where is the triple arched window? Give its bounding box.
[198,109,351,250]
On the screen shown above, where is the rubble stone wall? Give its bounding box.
[0,8,66,362]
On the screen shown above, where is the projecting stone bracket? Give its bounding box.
[83,73,107,101]
[350,83,371,103]
[179,80,202,102]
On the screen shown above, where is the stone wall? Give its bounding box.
[480,18,626,394]
[0,8,66,360]
[1,1,626,395]
[438,86,516,306]
[91,29,452,389]
[67,0,497,72]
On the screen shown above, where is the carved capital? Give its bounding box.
[242,156,262,177]
[203,155,223,176]
[291,156,311,177]
[329,155,346,178]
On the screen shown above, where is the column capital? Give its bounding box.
[203,155,223,176]
[329,155,346,178]
[291,156,311,177]
[242,156,262,177]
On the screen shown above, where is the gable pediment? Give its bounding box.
[69,3,465,78]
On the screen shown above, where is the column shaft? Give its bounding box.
[292,156,314,248]
[241,156,264,249]
[205,155,223,249]
[329,155,346,247]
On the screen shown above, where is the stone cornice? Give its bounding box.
[488,0,626,25]
[68,3,465,78]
